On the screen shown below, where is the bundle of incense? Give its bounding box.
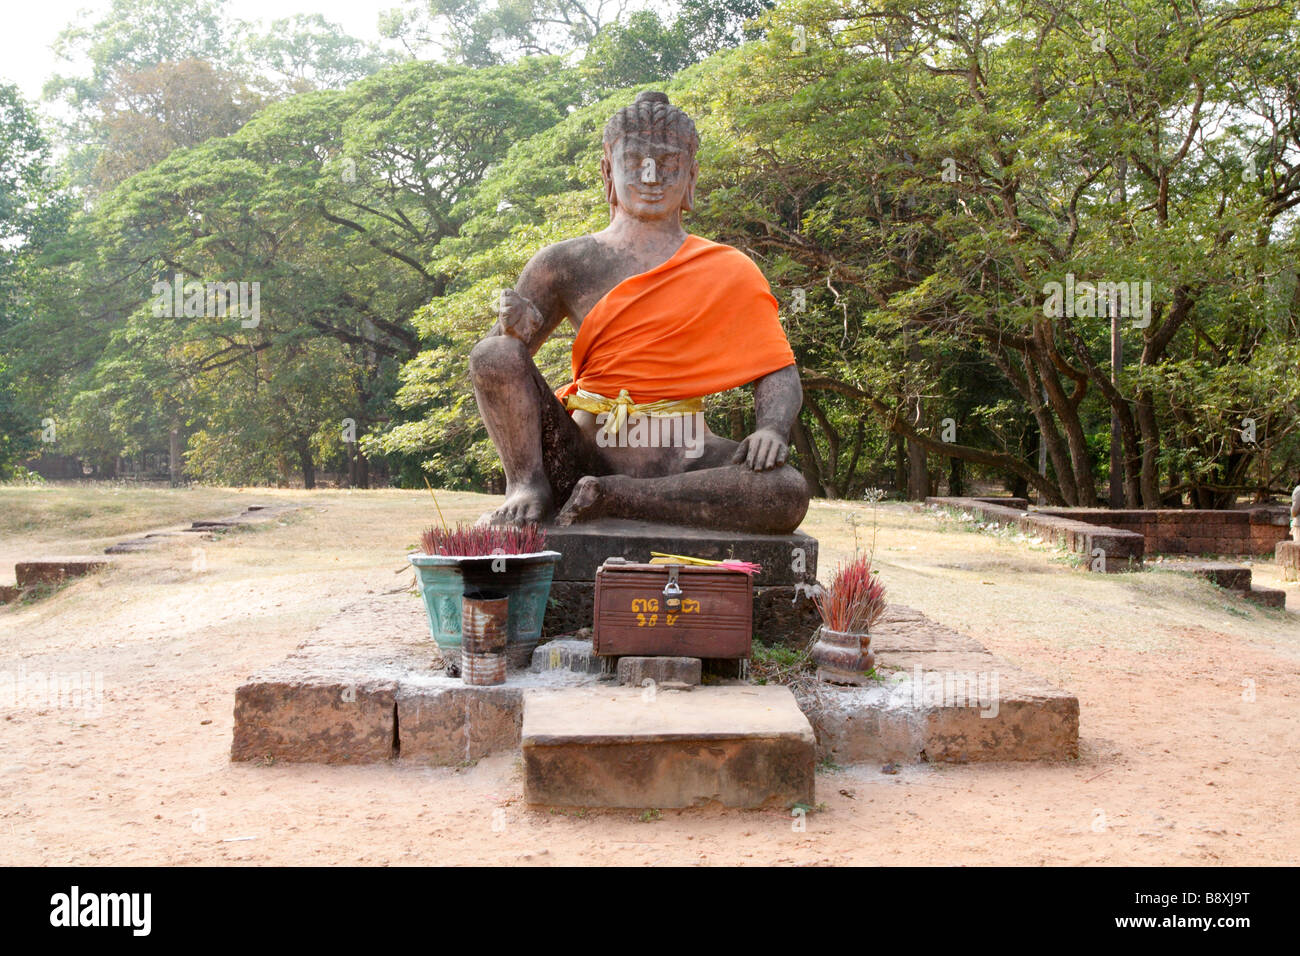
[421,522,547,557]
[649,552,762,575]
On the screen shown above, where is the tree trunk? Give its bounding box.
[297,440,316,490]
[907,435,929,500]
[356,445,369,490]
[948,456,965,496]
[168,425,182,488]
[790,417,828,497]
[1135,389,1161,507]
[729,403,746,442]
[894,433,907,497]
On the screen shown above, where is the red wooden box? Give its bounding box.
[592,559,753,659]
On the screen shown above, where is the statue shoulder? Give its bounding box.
[696,238,774,290]
[522,236,603,287]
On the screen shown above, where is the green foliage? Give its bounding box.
[1,84,70,478]
[21,56,582,487]
[8,0,1300,506]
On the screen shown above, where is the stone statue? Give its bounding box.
[1292,484,1299,541]
[469,91,809,534]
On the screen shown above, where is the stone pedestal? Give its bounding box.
[231,595,1082,769]
[542,519,819,643]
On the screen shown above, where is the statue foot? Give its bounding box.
[477,480,554,526]
[555,476,606,526]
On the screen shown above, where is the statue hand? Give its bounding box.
[732,427,789,471]
[495,288,544,343]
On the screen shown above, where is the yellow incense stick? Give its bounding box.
[650,551,720,566]
[423,476,448,529]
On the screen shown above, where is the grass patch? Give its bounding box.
[750,640,813,686]
[0,485,265,542]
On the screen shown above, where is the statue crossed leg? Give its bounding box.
[470,334,809,534]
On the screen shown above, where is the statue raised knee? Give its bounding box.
[468,90,810,535]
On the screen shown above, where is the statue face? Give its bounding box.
[602,134,698,222]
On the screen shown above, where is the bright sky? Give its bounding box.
[0,0,397,100]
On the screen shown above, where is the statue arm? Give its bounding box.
[485,244,570,355]
[731,364,802,471]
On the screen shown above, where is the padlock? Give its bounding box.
[662,564,683,612]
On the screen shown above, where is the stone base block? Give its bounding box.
[1245,586,1286,610]
[14,558,109,587]
[617,656,702,687]
[1181,561,1253,591]
[231,677,397,764]
[543,519,817,587]
[798,670,1079,764]
[396,685,522,763]
[231,592,590,765]
[522,685,815,808]
[0,585,20,605]
[796,604,1079,763]
[529,637,608,675]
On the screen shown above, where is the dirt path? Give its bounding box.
[1,490,1297,865]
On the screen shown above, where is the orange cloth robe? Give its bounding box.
[555,235,796,405]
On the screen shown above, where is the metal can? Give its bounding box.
[461,590,508,685]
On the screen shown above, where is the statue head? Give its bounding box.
[600,90,700,223]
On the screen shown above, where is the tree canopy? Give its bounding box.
[4,0,1298,505]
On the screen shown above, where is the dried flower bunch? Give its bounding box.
[420,522,547,557]
[813,554,887,633]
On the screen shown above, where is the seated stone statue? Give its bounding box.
[1292,484,1299,541]
[469,91,809,534]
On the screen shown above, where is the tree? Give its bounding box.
[682,0,1300,504]
[0,85,69,478]
[241,14,398,95]
[27,58,582,487]
[92,59,262,190]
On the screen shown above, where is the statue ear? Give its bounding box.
[600,154,616,208]
[681,158,699,213]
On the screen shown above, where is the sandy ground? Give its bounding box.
[1,487,1297,866]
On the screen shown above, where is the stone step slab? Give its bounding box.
[231,596,1081,772]
[521,684,815,809]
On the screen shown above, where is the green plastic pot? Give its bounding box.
[408,550,561,671]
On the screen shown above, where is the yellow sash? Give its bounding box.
[564,388,703,439]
